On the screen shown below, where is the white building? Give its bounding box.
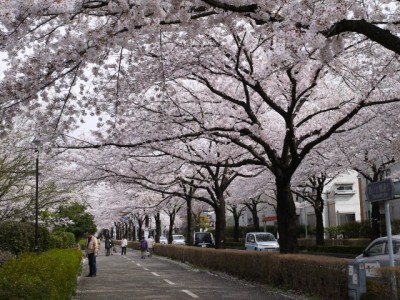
[295,170,365,232]
[323,170,364,227]
[234,167,400,236]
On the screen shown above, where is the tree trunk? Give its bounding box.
[371,202,381,240]
[250,205,260,231]
[214,197,226,249]
[155,213,161,243]
[122,223,125,239]
[276,177,298,253]
[186,196,193,245]
[232,207,241,242]
[315,207,324,246]
[314,193,325,246]
[128,219,134,240]
[138,219,144,239]
[168,213,176,244]
[133,225,137,241]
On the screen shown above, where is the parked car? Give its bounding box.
[355,235,400,266]
[172,234,186,245]
[159,236,168,244]
[193,232,214,247]
[244,232,279,252]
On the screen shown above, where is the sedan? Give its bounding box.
[159,236,168,244]
[355,235,400,266]
[172,234,185,245]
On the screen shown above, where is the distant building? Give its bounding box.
[228,166,400,237]
[295,170,364,233]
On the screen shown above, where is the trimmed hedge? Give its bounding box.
[151,244,347,299]
[0,249,82,300]
[362,266,400,299]
[299,245,366,256]
[0,221,51,255]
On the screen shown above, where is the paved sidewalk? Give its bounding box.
[74,244,307,300]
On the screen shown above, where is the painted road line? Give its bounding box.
[164,279,175,285]
[151,272,160,277]
[182,290,199,298]
[143,267,149,271]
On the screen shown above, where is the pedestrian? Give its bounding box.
[121,237,128,255]
[85,230,99,277]
[111,239,116,255]
[139,236,148,259]
[146,235,155,257]
[105,236,113,256]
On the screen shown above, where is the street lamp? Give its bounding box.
[300,190,309,239]
[31,137,42,254]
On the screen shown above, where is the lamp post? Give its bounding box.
[31,137,42,254]
[302,191,309,239]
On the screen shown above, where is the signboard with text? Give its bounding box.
[367,179,395,202]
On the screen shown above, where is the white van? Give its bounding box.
[245,232,280,252]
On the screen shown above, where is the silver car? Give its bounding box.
[159,236,168,244]
[244,232,279,252]
[355,235,400,266]
[172,234,185,245]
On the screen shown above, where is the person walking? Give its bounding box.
[121,237,128,255]
[105,236,113,256]
[85,231,99,277]
[146,235,155,257]
[139,236,148,259]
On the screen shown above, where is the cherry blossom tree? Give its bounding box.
[331,104,400,239]
[162,196,185,243]
[225,201,246,242]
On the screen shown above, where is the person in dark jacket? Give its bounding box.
[139,236,148,259]
[105,236,113,256]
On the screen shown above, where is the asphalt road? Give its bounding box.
[74,245,308,300]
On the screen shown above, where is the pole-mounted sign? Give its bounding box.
[366,179,395,202]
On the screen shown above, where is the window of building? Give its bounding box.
[335,184,355,194]
[338,213,355,225]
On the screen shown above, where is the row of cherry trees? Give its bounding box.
[1,1,400,252]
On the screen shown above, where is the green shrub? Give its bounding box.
[338,221,366,238]
[0,221,51,255]
[50,231,77,249]
[0,249,82,300]
[78,239,86,250]
[50,234,64,249]
[296,225,316,238]
[325,221,372,239]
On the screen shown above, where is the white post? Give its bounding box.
[385,200,398,300]
[385,201,394,267]
[304,204,308,239]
